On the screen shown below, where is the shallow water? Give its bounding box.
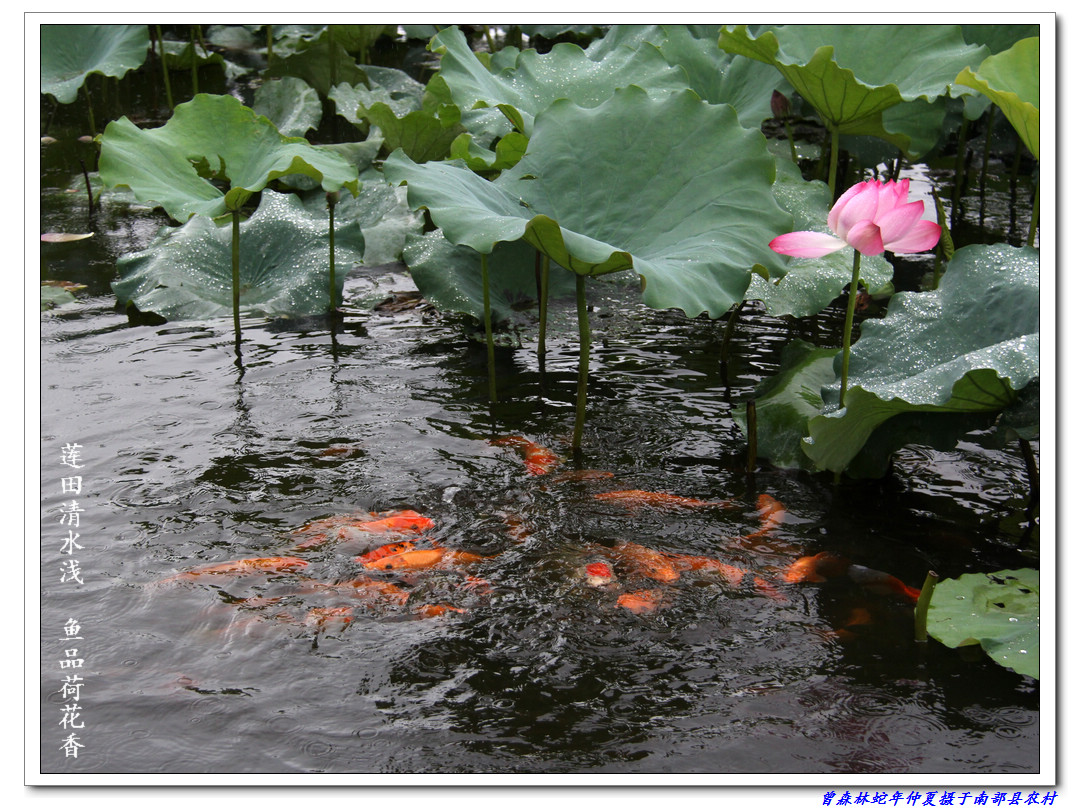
[39,261,1039,775]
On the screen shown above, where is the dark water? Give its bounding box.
[39,258,1039,775]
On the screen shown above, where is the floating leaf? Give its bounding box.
[99,93,360,220]
[385,86,790,319]
[112,190,364,321]
[802,244,1039,475]
[927,569,1039,679]
[41,24,149,104]
[955,37,1039,159]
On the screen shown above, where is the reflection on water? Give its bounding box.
[39,264,1038,775]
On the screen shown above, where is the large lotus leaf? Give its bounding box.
[402,230,577,324]
[961,24,1041,55]
[41,24,149,104]
[802,244,1040,474]
[588,24,785,129]
[733,340,839,470]
[720,25,987,155]
[384,86,791,318]
[329,66,427,126]
[112,190,363,321]
[99,93,360,221]
[431,25,689,135]
[253,76,323,138]
[955,37,1039,160]
[746,157,894,318]
[927,569,1039,679]
[328,169,424,266]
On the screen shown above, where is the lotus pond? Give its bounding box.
[37,22,1046,778]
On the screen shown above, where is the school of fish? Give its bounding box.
[156,436,921,636]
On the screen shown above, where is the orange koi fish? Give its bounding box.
[161,556,308,582]
[290,509,435,550]
[781,554,920,603]
[609,541,685,583]
[296,577,467,618]
[303,606,354,630]
[355,540,421,565]
[318,443,364,457]
[846,565,921,603]
[593,490,731,510]
[361,547,487,572]
[490,436,562,475]
[742,494,786,539]
[616,589,663,615]
[781,552,849,583]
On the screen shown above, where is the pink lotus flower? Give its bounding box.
[769,179,941,258]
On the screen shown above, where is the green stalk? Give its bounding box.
[189,28,199,96]
[327,192,338,311]
[978,107,996,221]
[81,83,96,138]
[266,25,274,63]
[839,250,862,409]
[913,571,940,642]
[720,300,745,367]
[155,25,174,112]
[572,274,590,451]
[1027,179,1039,247]
[783,119,798,164]
[827,126,840,198]
[231,209,241,343]
[481,253,497,403]
[951,117,969,229]
[537,252,550,359]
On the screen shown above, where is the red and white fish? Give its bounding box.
[158,556,309,584]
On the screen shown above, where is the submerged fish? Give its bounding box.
[355,540,421,565]
[782,553,920,602]
[584,561,617,587]
[616,589,664,614]
[160,556,309,583]
[290,509,435,550]
[593,489,731,510]
[742,494,786,539]
[490,436,562,475]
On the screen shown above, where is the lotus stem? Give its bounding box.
[327,192,338,311]
[537,252,550,359]
[978,107,996,224]
[266,25,274,63]
[827,126,840,198]
[839,250,862,409]
[720,300,745,367]
[81,82,96,138]
[1019,437,1039,504]
[572,273,590,451]
[913,571,940,642]
[155,25,174,112]
[190,29,199,96]
[328,25,338,88]
[484,26,497,53]
[783,119,798,164]
[951,117,969,230]
[231,208,241,344]
[481,253,497,403]
[1027,179,1039,247]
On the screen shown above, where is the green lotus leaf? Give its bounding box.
[961,24,1041,55]
[41,285,77,311]
[359,102,465,163]
[589,25,785,128]
[955,37,1039,160]
[333,169,425,266]
[733,340,839,470]
[927,569,1039,679]
[431,25,690,135]
[720,24,987,156]
[746,157,893,318]
[253,76,323,138]
[112,190,364,321]
[448,131,529,172]
[99,93,360,221]
[802,244,1039,474]
[159,39,227,71]
[384,86,791,318]
[402,230,577,324]
[329,66,427,126]
[41,24,149,104]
